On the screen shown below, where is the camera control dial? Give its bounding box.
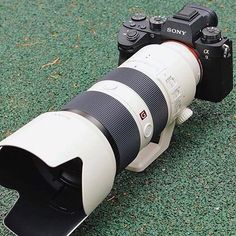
[127,30,140,42]
[131,13,146,21]
[201,27,221,43]
[149,16,166,31]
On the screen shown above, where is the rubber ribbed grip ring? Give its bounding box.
[101,67,168,142]
[62,91,140,172]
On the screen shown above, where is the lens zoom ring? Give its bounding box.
[101,67,168,141]
[62,91,140,172]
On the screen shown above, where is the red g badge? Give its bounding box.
[139,110,147,120]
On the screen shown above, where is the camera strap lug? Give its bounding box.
[222,44,231,58]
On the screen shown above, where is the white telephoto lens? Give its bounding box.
[0,41,201,236]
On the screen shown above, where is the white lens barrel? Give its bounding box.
[120,41,201,123]
[0,41,201,213]
[0,41,201,236]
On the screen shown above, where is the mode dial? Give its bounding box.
[201,27,222,44]
[149,16,166,31]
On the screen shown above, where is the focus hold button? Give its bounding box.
[127,30,139,42]
[201,27,222,44]
[144,123,153,138]
[131,13,146,21]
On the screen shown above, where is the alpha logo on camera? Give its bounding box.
[167,27,187,36]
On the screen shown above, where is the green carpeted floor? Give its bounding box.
[0,0,235,235]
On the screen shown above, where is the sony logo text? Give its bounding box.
[167,27,187,36]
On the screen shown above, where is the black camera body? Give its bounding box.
[118,4,233,102]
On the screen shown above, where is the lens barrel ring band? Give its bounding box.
[101,67,169,142]
[62,91,140,172]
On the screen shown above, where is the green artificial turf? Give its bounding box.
[0,0,236,235]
